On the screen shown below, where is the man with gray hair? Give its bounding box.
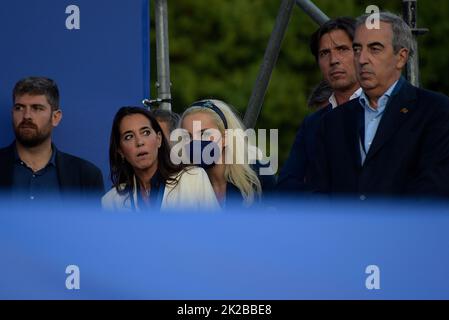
[313,12,449,199]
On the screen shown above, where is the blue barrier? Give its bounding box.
[0,197,448,299]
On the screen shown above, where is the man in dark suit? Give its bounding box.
[313,12,449,199]
[0,77,104,201]
[277,17,361,191]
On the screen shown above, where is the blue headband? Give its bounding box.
[189,100,228,130]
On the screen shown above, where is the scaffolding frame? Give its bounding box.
[151,0,427,128]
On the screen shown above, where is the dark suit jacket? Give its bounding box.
[313,78,449,199]
[277,105,332,192]
[0,143,105,199]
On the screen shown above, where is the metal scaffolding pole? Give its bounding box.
[402,0,428,87]
[244,0,328,128]
[154,0,172,110]
[295,0,329,26]
[244,0,295,129]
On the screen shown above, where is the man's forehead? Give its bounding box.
[354,21,393,41]
[14,93,50,105]
[319,29,352,48]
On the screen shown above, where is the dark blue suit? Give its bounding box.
[0,143,104,199]
[313,79,449,199]
[277,105,332,192]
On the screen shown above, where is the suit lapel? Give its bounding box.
[364,80,418,164]
[55,147,70,193]
[344,101,363,169]
[0,144,15,188]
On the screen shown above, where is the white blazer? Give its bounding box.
[102,167,219,212]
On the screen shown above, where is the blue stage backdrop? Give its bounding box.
[0,0,150,186]
[1,198,449,299]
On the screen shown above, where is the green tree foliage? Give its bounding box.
[150,0,449,169]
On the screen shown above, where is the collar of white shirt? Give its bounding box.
[328,87,363,109]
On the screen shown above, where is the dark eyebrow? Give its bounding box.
[121,126,152,136]
[335,44,350,50]
[319,48,330,54]
[191,128,213,139]
[121,130,134,136]
[352,42,362,48]
[31,104,47,108]
[200,128,215,134]
[367,42,385,48]
[13,103,47,109]
[139,126,152,131]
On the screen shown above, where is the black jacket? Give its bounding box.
[313,78,449,199]
[277,105,332,192]
[0,143,104,199]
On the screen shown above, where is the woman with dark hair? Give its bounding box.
[102,107,219,211]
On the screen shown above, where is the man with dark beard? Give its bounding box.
[0,77,104,201]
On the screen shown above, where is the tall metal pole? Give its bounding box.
[402,0,428,87]
[154,0,172,110]
[244,0,328,128]
[295,0,329,26]
[244,0,295,129]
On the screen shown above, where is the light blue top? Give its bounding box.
[359,79,399,165]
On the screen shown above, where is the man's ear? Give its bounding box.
[52,109,63,127]
[396,48,409,70]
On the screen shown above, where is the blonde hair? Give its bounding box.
[181,99,262,206]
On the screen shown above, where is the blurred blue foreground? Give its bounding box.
[0,196,448,300]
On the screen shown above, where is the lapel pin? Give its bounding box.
[400,108,409,114]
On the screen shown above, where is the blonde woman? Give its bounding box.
[180,99,275,207]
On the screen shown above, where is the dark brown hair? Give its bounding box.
[150,108,181,133]
[109,106,185,195]
[13,76,60,111]
[307,80,333,109]
[310,17,356,61]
